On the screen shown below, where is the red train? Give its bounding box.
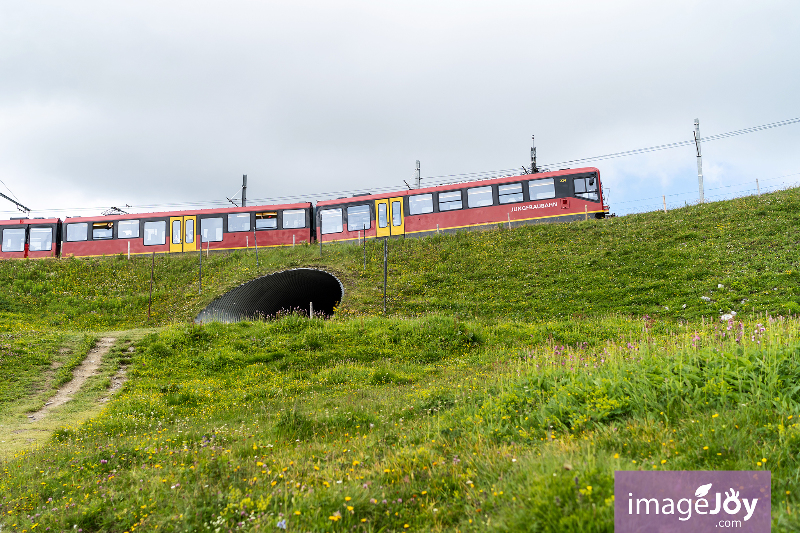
[0,167,606,259]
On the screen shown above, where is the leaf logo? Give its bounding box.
[695,483,713,498]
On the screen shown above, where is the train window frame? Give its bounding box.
[185,219,195,243]
[438,190,463,211]
[92,221,114,240]
[467,185,493,208]
[227,212,251,233]
[377,203,388,228]
[117,220,140,239]
[529,178,556,200]
[172,219,182,244]
[1,228,25,252]
[66,222,89,242]
[498,182,523,204]
[408,193,434,215]
[283,209,306,229]
[200,217,223,242]
[347,205,371,232]
[143,221,167,246]
[255,212,278,230]
[320,208,343,234]
[29,227,53,252]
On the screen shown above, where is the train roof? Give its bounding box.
[0,217,61,225]
[62,202,313,223]
[315,167,600,207]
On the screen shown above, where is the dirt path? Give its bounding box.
[27,337,116,422]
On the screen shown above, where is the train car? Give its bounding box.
[0,217,61,259]
[314,167,608,243]
[60,203,314,258]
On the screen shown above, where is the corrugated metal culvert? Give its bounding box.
[195,268,344,324]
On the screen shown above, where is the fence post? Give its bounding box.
[584,205,588,221]
[756,179,761,196]
[663,195,667,213]
[199,240,202,294]
[252,226,259,267]
[363,225,367,270]
[148,251,155,319]
[383,238,388,315]
[310,301,314,318]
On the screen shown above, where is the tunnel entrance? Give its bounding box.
[195,268,344,324]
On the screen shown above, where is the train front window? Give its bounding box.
[378,203,387,228]
[283,209,306,229]
[118,220,139,238]
[66,223,88,242]
[144,221,166,246]
[1,228,25,252]
[29,227,52,251]
[498,183,523,204]
[172,220,182,244]
[200,218,223,242]
[185,219,194,243]
[320,208,343,234]
[347,205,371,231]
[467,186,493,208]
[574,176,599,201]
[256,212,277,229]
[228,213,250,232]
[408,193,433,215]
[438,191,462,211]
[529,178,555,200]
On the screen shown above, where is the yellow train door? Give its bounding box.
[375,199,390,238]
[169,217,183,253]
[389,197,405,236]
[183,216,197,252]
[169,216,197,253]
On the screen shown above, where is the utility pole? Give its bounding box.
[531,135,539,174]
[242,174,247,207]
[414,160,421,189]
[693,119,704,203]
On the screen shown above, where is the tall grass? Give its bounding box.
[1,314,798,531]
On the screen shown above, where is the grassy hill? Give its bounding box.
[1,190,800,532]
[1,187,799,330]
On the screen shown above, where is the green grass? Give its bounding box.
[1,189,800,531]
[1,315,799,531]
[0,188,798,330]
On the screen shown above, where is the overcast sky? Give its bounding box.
[1,0,798,218]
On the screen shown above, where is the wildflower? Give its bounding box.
[276,519,287,529]
[345,496,352,501]
[329,511,342,521]
[703,446,709,450]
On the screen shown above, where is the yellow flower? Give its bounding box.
[345,496,352,501]
[294,511,301,515]
[703,446,709,450]
[661,460,667,464]
[712,414,719,418]
[613,453,619,459]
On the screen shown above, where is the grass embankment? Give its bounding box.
[0,188,798,330]
[1,315,799,531]
[1,190,800,531]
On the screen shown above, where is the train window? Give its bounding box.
[228,213,250,232]
[255,212,277,230]
[438,190,462,211]
[320,208,343,234]
[172,220,181,244]
[185,219,194,243]
[144,221,167,246]
[574,176,599,201]
[29,227,53,251]
[347,205,371,231]
[66,223,88,242]
[498,183,523,204]
[467,186,493,208]
[392,201,402,226]
[529,178,556,200]
[408,193,433,215]
[92,222,113,240]
[118,220,139,238]
[1,228,25,252]
[377,203,388,228]
[283,209,306,229]
[200,218,223,242]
